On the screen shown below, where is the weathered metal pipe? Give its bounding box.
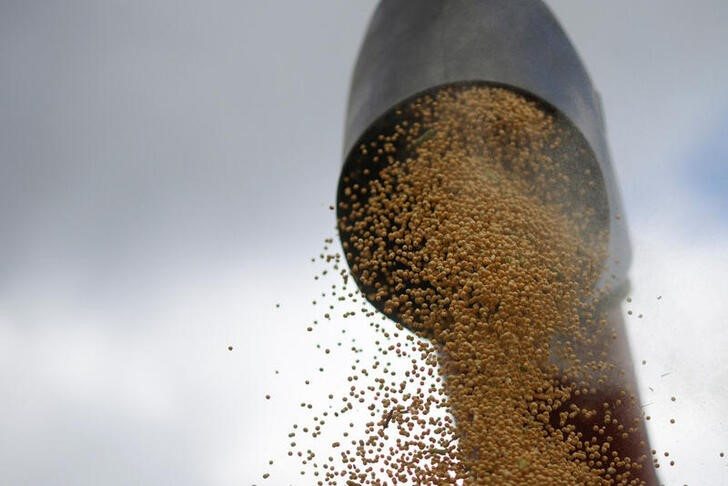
[336,1,656,483]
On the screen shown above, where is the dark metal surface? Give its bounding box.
[337,6,657,482]
[341,0,631,292]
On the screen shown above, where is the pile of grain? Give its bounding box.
[274,85,654,485]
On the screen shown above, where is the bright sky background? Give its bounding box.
[1,1,727,485]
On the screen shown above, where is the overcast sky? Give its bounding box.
[1,1,727,485]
